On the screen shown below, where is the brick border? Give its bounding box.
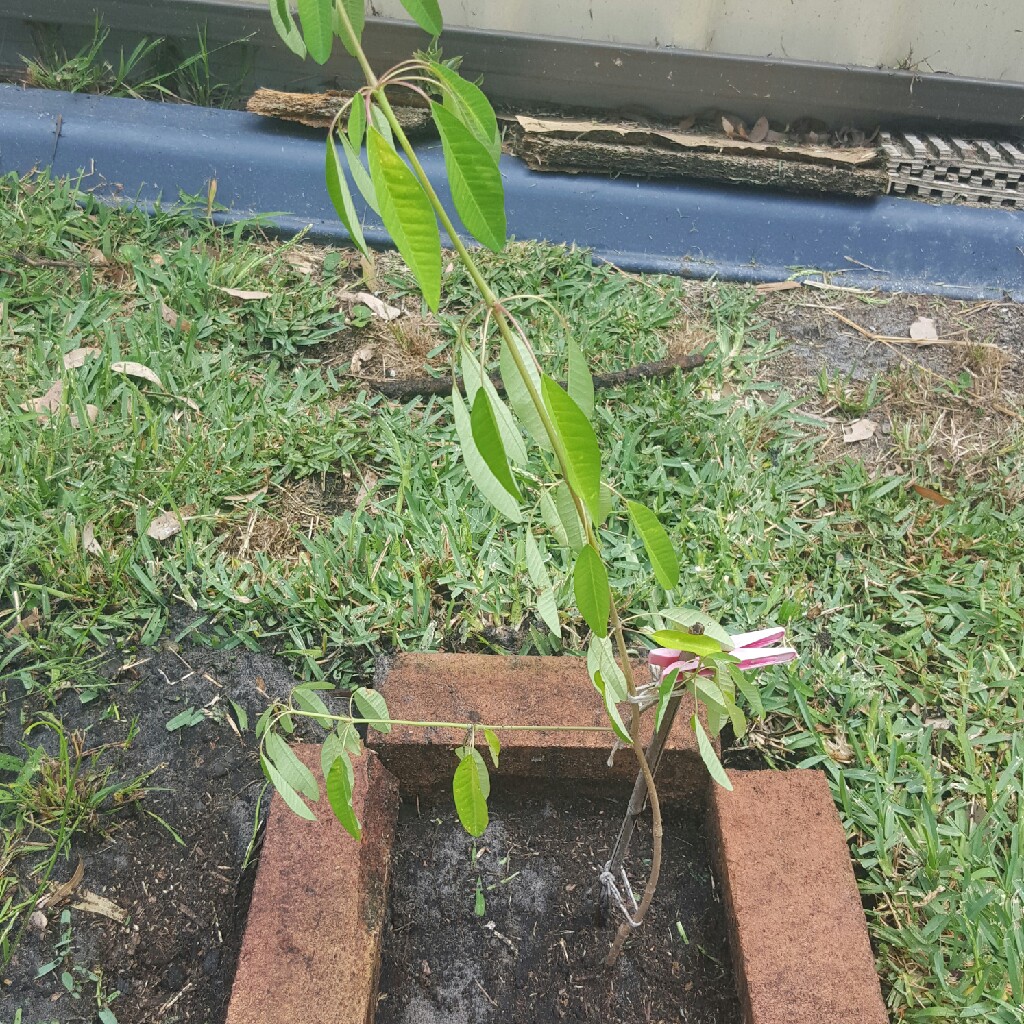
[230,655,886,1024]
[710,769,888,1024]
[368,652,710,803]
[226,747,399,1024]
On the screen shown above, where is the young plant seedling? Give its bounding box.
[259,0,796,965]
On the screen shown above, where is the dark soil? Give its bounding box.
[0,635,319,1024]
[377,786,740,1024]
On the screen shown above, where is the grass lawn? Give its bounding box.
[1,171,1022,1021]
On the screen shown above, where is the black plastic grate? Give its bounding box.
[882,131,1024,208]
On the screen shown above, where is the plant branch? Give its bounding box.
[604,732,664,966]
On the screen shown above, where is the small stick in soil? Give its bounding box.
[369,352,707,400]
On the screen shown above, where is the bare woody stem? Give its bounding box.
[604,731,664,966]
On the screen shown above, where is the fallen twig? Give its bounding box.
[827,308,1010,352]
[824,308,1023,422]
[368,352,707,400]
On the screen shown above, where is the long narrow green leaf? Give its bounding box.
[483,728,501,768]
[296,0,333,63]
[321,731,351,787]
[431,102,506,252]
[452,387,523,522]
[333,0,365,57]
[592,670,631,745]
[662,608,733,650]
[353,686,391,734]
[399,0,443,35]
[626,499,679,590]
[370,104,394,146]
[573,544,609,638]
[567,337,595,420]
[326,135,369,256]
[269,0,307,57]
[293,683,332,721]
[655,668,679,733]
[326,753,362,840]
[453,750,489,836]
[541,375,602,524]
[265,732,319,801]
[524,529,560,636]
[730,664,765,718]
[367,128,441,310]
[461,349,526,464]
[650,630,723,657]
[470,390,521,500]
[499,338,551,451]
[337,132,378,214]
[261,752,316,821]
[429,62,501,162]
[587,634,626,702]
[554,483,585,551]
[693,715,732,790]
[539,488,568,548]
[347,94,366,149]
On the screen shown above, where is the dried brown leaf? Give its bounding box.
[82,522,103,556]
[160,302,192,333]
[842,418,878,443]
[755,280,802,294]
[62,347,101,369]
[721,115,747,139]
[4,608,41,638]
[748,115,770,143]
[20,381,64,419]
[38,860,84,909]
[70,405,100,429]
[911,483,952,506]
[350,344,377,374]
[111,361,163,387]
[72,890,127,923]
[909,316,939,344]
[284,250,319,275]
[356,292,402,321]
[215,286,271,301]
[145,510,187,541]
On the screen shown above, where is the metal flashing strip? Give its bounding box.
[2,86,1022,301]
[1,0,1023,133]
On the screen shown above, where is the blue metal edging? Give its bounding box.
[2,86,1022,300]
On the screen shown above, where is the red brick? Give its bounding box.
[226,746,398,1024]
[368,652,709,802]
[710,769,887,1024]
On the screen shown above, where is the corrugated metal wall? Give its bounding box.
[362,0,1023,82]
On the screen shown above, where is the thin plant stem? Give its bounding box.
[331,3,663,963]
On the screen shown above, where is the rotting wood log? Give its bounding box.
[515,133,888,197]
[246,87,432,133]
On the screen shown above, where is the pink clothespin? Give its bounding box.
[649,625,797,679]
